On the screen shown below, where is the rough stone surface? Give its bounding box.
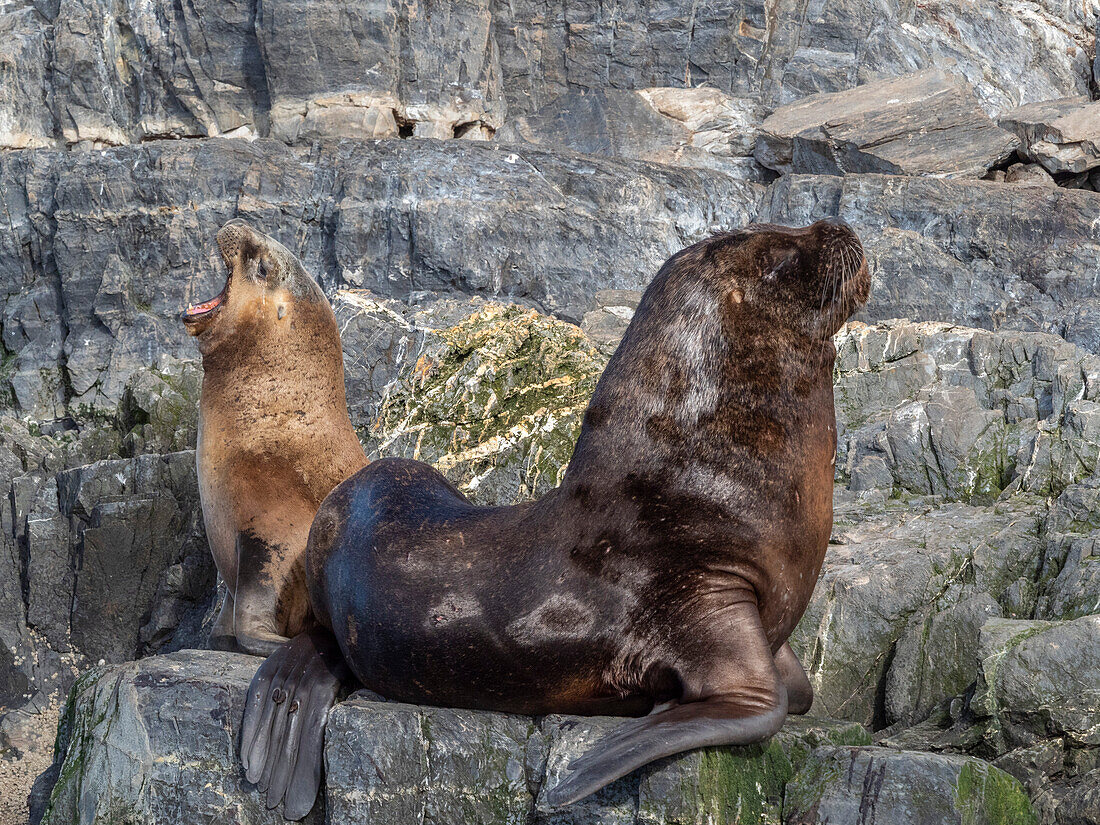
[41,651,877,825]
[1001,99,1100,175]
[362,302,608,504]
[973,616,1100,753]
[762,175,1100,353]
[0,138,761,419]
[784,746,1036,824]
[3,0,1096,150]
[999,98,1092,150]
[496,88,770,179]
[6,5,1100,819]
[756,70,1020,177]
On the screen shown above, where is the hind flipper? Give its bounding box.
[240,629,354,820]
[775,641,813,715]
[544,601,787,808]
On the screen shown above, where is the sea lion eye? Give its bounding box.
[258,259,269,279]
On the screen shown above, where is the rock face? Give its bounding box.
[496,88,770,179]
[39,649,889,825]
[10,140,1100,427]
[756,70,1020,177]
[762,175,1100,353]
[784,746,1037,825]
[973,617,1100,753]
[5,2,1100,822]
[3,0,1095,151]
[0,138,761,420]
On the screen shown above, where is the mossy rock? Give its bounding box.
[366,303,608,504]
[784,746,1036,825]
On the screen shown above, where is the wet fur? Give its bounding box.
[242,220,870,816]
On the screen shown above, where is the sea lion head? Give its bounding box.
[712,218,869,339]
[181,219,328,355]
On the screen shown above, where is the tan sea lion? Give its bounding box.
[240,218,870,817]
[182,220,368,656]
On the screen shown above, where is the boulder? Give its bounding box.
[784,746,1036,824]
[1000,99,1100,175]
[361,301,608,504]
[972,616,1100,753]
[755,69,1019,177]
[1004,163,1057,187]
[40,650,874,825]
[998,98,1092,151]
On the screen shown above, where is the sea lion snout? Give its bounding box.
[216,219,251,270]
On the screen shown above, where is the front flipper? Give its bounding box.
[240,629,355,820]
[544,601,788,808]
[234,530,303,657]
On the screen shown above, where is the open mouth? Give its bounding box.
[182,246,232,325]
[181,283,227,323]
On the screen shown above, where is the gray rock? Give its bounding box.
[325,695,536,824]
[40,650,873,824]
[496,88,770,179]
[1002,100,1100,175]
[497,89,693,159]
[792,494,1044,728]
[761,175,1100,353]
[1048,769,1100,825]
[49,0,266,146]
[972,616,1100,753]
[0,447,215,770]
[783,746,1036,824]
[756,70,1019,177]
[994,740,1066,795]
[885,594,1002,728]
[1005,163,1058,187]
[4,0,1096,150]
[1035,479,1100,620]
[834,321,1100,503]
[259,0,505,142]
[581,289,642,356]
[0,3,56,150]
[999,97,1092,149]
[0,138,760,418]
[40,651,321,825]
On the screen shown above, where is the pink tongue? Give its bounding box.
[187,296,222,315]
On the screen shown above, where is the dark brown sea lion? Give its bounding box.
[240,219,870,818]
[182,220,367,656]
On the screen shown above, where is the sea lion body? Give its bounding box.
[184,221,367,655]
[242,219,870,818]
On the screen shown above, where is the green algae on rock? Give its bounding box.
[365,303,609,504]
[784,746,1036,825]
